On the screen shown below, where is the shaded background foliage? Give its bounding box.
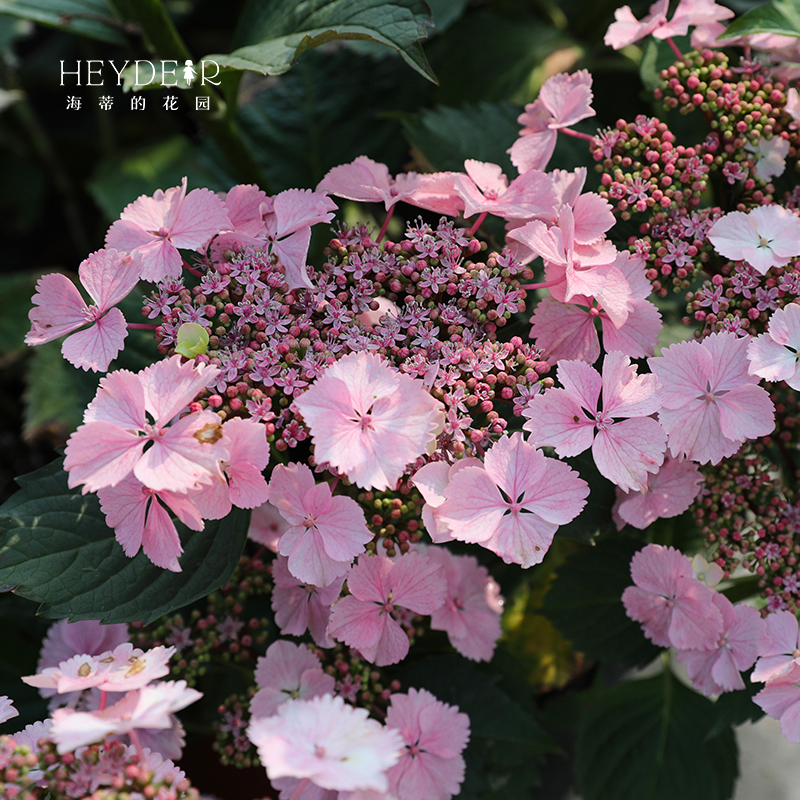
[0,0,778,798]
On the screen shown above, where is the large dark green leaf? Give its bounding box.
[721,0,800,38]
[23,341,82,440]
[0,459,250,624]
[0,0,124,43]
[206,0,436,82]
[0,271,38,359]
[543,536,661,669]
[427,8,569,106]
[394,654,557,799]
[403,102,521,174]
[575,672,738,800]
[237,48,430,192]
[88,136,231,222]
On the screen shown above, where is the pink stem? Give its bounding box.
[666,37,683,60]
[289,778,311,800]
[127,322,158,330]
[128,728,146,765]
[560,127,595,143]
[329,476,340,494]
[519,276,564,291]
[377,205,395,243]
[468,212,488,238]
[182,259,203,278]
[98,690,108,712]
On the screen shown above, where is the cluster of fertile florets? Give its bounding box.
[144,218,544,455]
[0,737,199,800]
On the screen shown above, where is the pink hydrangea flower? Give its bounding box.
[191,417,270,520]
[222,183,270,237]
[50,680,201,754]
[508,70,595,173]
[271,555,344,648]
[34,619,130,710]
[649,331,776,465]
[64,355,225,494]
[604,0,732,49]
[748,303,800,389]
[247,694,403,793]
[622,544,723,650]
[106,177,231,282]
[384,688,470,800]
[328,553,446,666]
[507,207,628,316]
[24,644,174,695]
[262,188,337,290]
[0,697,18,725]
[529,251,661,364]
[614,457,703,530]
[452,160,557,221]
[753,662,800,743]
[251,641,335,720]
[294,351,444,491]
[707,206,800,275]
[434,433,589,567]
[317,157,428,211]
[752,610,800,683]
[25,249,141,372]
[248,499,289,551]
[98,475,204,571]
[523,352,665,492]
[411,458,482,543]
[269,463,372,587]
[427,547,503,662]
[675,593,768,695]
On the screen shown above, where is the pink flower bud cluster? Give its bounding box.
[0,736,197,799]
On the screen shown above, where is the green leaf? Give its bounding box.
[393,654,557,799]
[575,671,738,800]
[0,271,38,359]
[0,459,250,624]
[237,48,430,191]
[426,8,569,106]
[559,452,618,543]
[88,136,231,222]
[403,102,521,174]
[721,0,800,38]
[543,536,661,669]
[640,35,690,92]
[0,0,125,43]
[205,0,436,83]
[22,341,82,440]
[706,669,765,738]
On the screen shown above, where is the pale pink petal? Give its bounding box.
[83,369,146,428]
[273,188,337,238]
[170,187,231,248]
[463,160,508,196]
[571,192,614,245]
[539,69,594,128]
[317,156,392,205]
[78,248,141,310]
[716,383,775,441]
[557,358,603,412]
[65,422,145,492]
[273,226,314,290]
[529,296,600,364]
[223,184,269,237]
[508,130,558,173]
[105,218,158,253]
[649,340,712,410]
[602,298,661,359]
[61,307,128,372]
[616,457,703,530]
[25,272,87,345]
[707,211,760,262]
[140,355,219,425]
[134,237,183,283]
[133,410,226,492]
[523,388,595,456]
[387,553,446,615]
